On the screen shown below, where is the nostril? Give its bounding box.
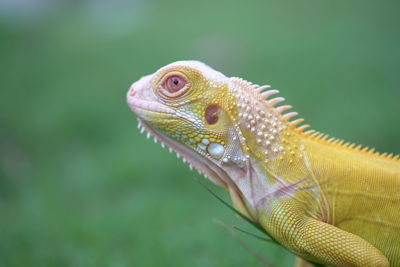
[129,85,136,96]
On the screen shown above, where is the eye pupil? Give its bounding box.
[166,75,186,93]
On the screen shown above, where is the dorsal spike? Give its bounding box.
[304,130,315,136]
[276,105,292,113]
[268,97,285,106]
[296,124,310,132]
[332,138,341,145]
[255,85,271,92]
[310,131,320,137]
[321,134,329,141]
[231,77,254,89]
[282,112,298,121]
[260,89,279,99]
[347,143,356,149]
[289,118,304,127]
[337,140,345,146]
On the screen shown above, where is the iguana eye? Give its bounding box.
[166,76,185,93]
[159,73,189,98]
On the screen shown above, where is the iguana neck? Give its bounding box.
[228,77,304,166]
[221,78,317,220]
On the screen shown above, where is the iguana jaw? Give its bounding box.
[136,118,229,189]
[135,117,258,220]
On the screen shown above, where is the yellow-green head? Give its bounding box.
[127,61,251,186]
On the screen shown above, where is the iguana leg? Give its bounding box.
[291,217,389,266]
[293,257,314,267]
[260,213,389,266]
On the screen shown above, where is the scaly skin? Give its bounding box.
[127,61,400,267]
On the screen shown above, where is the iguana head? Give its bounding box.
[127,61,300,218]
[127,61,242,186]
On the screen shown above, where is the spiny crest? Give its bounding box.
[230,77,309,132]
[228,77,310,161]
[302,130,400,162]
[230,77,399,162]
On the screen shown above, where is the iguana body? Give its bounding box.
[127,61,400,266]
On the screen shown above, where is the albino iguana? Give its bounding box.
[126,61,400,267]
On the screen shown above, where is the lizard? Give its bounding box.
[126,60,400,267]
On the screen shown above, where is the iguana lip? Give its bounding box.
[127,96,175,115]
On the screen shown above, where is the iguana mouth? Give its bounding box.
[127,96,175,116]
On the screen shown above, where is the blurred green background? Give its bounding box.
[0,0,399,266]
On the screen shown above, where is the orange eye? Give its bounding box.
[159,73,189,98]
